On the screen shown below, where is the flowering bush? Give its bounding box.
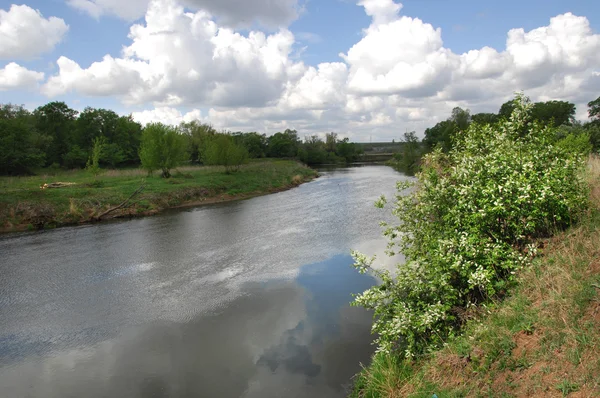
[352,93,589,357]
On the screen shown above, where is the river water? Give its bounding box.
[0,165,408,398]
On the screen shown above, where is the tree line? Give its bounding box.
[393,96,600,176]
[0,101,363,176]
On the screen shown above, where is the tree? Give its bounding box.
[336,138,363,163]
[0,104,45,175]
[325,132,338,153]
[86,136,106,178]
[423,120,456,152]
[34,102,78,166]
[393,131,422,176]
[139,123,188,178]
[450,107,471,131]
[298,135,327,165]
[471,113,499,125]
[233,132,268,158]
[499,99,517,119]
[588,96,600,121]
[531,100,575,127]
[179,121,217,164]
[113,115,143,165]
[268,129,300,158]
[203,134,249,173]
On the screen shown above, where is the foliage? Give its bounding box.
[325,132,338,153]
[203,134,249,173]
[352,198,600,397]
[0,104,46,175]
[388,131,423,176]
[531,100,576,127]
[351,93,589,357]
[86,136,106,178]
[298,135,327,165]
[34,101,78,167]
[336,138,364,163]
[471,112,499,125]
[555,131,592,157]
[180,121,217,164]
[233,131,268,158]
[62,145,88,169]
[267,129,300,158]
[499,99,517,119]
[139,123,188,178]
[587,95,600,121]
[0,160,317,230]
[423,120,457,152]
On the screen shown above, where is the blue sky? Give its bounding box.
[1,0,600,140]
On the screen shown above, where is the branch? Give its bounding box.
[94,184,146,221]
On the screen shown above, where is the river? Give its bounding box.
[0,165,408,398]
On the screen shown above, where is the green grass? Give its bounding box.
[351,157,600,398]
[0,159,317,231]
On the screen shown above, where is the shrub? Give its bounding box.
[352,93,589,358]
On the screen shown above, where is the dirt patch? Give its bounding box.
[582,300,600,327]
[428,353,470,389]
[512,330,541,358]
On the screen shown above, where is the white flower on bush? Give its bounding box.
[351,92,588,358]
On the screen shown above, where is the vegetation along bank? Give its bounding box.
[350,93,600,397]
[0,159,317,233]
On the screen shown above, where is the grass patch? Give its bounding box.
[0,159,317,231]
[352,156,600,397]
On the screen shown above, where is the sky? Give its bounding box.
[1,0,599,142]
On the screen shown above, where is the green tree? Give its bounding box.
[179,121,217,164]
[325,132,338,153]
[0,104,45,175]
[499,99,517,119]
[139,123,188,178]
[268,129,300,158]
[86,136,106,178]
[34,101,78,166]
[62,145,88,169]
[588,95,600,121]
[298,135,327,165]
[114,115,143,165]
[531,100,575,126]
[423,120,456,152]
[450,107,471,131]
[471,113,499,125]
[394,131,422,176]
[233,132,268,158]
[336,138,363,163]
[203,134,249,173]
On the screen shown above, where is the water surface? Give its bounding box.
[0,165,407,397]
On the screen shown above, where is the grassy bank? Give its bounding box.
[0,159,317,233]
[352,156,600,397]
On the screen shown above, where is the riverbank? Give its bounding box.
[0,159,317,233]
[351,156,600,397]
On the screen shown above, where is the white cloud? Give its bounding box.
[358,0,402,26]
[0,63,44,91]
[67,0,301,27]
[0,4,69,60]
[42,55,146,97]
[131,107,204,126]
[43,0,600,141]
[46,0,302,107]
